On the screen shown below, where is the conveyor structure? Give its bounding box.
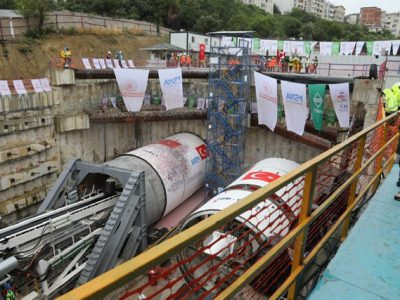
[0,132,207,299]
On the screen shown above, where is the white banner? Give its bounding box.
[121,60,128,68]
[392,40,400,55]
[260,39,278,55]
[372,40,392,56]
[254,72,277,132]
[82,58,92,69]
[31,79,44,93]
[158,68,184,110]
[40,78,52,92]
[113,59,121,68]
[291,41,305,56]
[110,96,117,107]
[329,83,350,128]
[355,41,365,55]
[340,41,356,55]
[222,36,234,47]
[92,58,101,69]
[320,42,333,56]
[13,80,27,95]
[99,58,107,69]
[114,69,149,112]
[128,59,135,68]
[106,59,114,69]
[0,80,11,96]
[197,97,205,109]
[281,80,308,136]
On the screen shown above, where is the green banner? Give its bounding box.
[309,84,326,131]
[253,38,260,50]
[304,41,311,56]
[366,41,374,55]
[332,41,340,56]
[278,40,284,51]
[326,109,337,126]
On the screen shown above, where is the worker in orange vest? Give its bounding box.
[180,53,186,67]
[186,54,191,67]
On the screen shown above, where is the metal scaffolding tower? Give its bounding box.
[206,32,253,195]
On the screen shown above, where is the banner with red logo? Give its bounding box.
[254,72,278,132]
[329,83,350,128]
[199,44,206,61]
[158,68,184,110]
[114,69,149,112]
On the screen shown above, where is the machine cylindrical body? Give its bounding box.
[0,256,18,277]
[181,158,301,240]
[106,133,207,225]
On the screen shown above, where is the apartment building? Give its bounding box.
[273,0,345,22]
[344,13,359,25]
[383,12,400,37]
[359,7,384,32]
[241,0,274,13]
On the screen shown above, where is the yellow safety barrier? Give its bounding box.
[59,113,399,300]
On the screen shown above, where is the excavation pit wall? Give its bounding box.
[0,70,380,224]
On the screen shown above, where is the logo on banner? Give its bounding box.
[286,93,303,104]
[158,139,181,148]
[335,90,347,101]
[243,171,280,182]
[163,76,181,88]
[259,82,277,103]
[313,93,323,108]
[196,144,208,160]
[121,80,144,97]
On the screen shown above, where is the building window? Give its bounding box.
[192,36,195,43]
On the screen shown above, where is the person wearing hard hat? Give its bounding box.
[392,83,400,108]
[383,87,398,114]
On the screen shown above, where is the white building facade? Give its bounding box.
[384,13,400,37]
[273,0,345,21]
[241,0,274,13]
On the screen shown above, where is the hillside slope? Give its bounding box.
[0,31,162,79]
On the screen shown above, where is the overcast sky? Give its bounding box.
[327,0,400,14]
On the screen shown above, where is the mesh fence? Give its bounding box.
[68,114,399,300]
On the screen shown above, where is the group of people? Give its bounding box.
[383,82,400,114]
[260,49,318,74]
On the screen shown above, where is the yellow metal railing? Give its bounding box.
[59,113,399,300]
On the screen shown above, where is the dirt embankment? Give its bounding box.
[0,30,162,79]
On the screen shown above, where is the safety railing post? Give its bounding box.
[341,136,366,240]
[287,169,316,300]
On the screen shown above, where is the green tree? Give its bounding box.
[16,0,56,32]
[193,15,222,33]
[273,4,281,14]
[0,0,16,9]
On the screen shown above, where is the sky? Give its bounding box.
[327,0,400,14]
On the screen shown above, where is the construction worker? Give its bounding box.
[60,47,71,68]
[383,88,398,114]
[185,53,191,67]
[180,53,186,67]
[392,83,400,108]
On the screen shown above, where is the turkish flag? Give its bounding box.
[243,171,280,182]
[196,144,208,160]
[158,139,181,148]
[199,44,205,61]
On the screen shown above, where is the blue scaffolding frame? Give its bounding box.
[206,32,253,195]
